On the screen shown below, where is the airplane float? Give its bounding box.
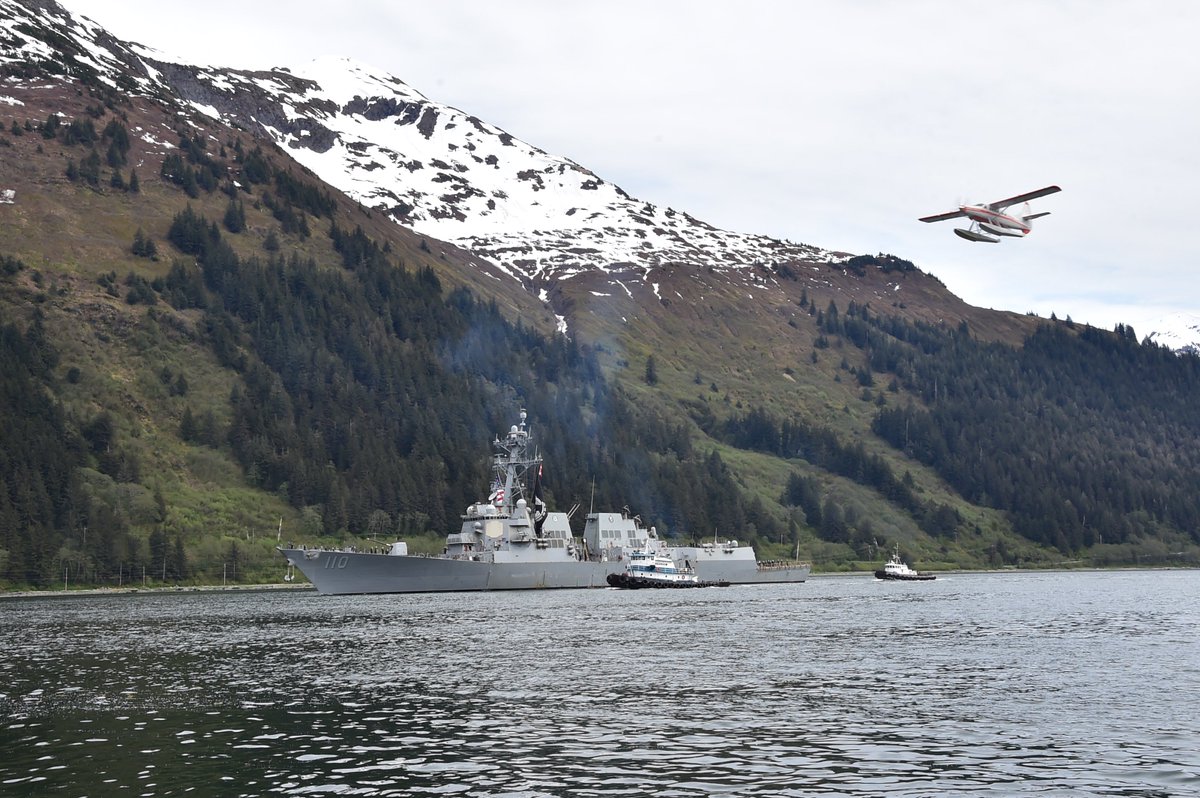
[919,185,1061,242]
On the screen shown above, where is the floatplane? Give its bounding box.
[920,185,1061,243]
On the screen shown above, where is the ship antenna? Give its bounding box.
[588,476,595,515]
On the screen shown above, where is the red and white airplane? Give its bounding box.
[919,185,1061,242]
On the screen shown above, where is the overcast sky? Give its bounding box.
[62,0,1200,338]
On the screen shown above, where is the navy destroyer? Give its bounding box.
[278,410,810,594]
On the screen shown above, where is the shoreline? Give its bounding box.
[0,582,315,599]
[3,565,1195,598]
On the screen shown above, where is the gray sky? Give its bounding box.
[62,0,1200,338]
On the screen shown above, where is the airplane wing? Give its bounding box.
[918,210,966,223]
[989,185,1061,211]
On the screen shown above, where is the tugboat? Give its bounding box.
[874,545,936,581]
[607,540,729,589]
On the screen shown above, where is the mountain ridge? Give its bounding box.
[149,54,848,294]
[2,0,1198,589]
[6,1,1194,351]
[133,50,1058,358]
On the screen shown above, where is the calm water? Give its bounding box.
[1,570,1198,797]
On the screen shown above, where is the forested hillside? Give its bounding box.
[696,301,1200,566]
[2,0,1200,591]
[870,318,1200,558]
[1,212,781,586]
[0,103,779,587]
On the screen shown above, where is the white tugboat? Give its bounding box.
[606,540,729,589]
[874,545,936,581]
[278,409,810,594]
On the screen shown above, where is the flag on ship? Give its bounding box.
[531,463,547,535]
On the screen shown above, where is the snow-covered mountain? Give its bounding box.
[0,0,160,94]
[1144,312,1200,355]
[150,55,846,287]
[3,0,842,291]
[3,0,1197,354]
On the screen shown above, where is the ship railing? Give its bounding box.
[756,559,812,570]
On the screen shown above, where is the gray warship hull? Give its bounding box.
[280,545,809,595]
[672,542,811,585]
[281,548,624,593]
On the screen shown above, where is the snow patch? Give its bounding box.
[188,102,222,120]
[140,131,174,148]
[0,6,849,302]
[1144,312,1200,354]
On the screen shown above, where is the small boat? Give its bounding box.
[607,543,729,589]
[874,546,936,581]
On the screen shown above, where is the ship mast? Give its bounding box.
[493,409,540,516]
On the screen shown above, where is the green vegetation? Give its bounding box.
[870,320,1200,551]
[2,58,1199,592]
[0,127,794,588]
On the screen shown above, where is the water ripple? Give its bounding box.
[2,571,1198,796]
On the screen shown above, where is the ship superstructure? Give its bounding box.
[279,410,809,593]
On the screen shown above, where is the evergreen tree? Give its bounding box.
[131,228,157,258]
[41,113,59,139]
[819,498,847,543]
[223,198,245,233]
[198,410,220,447]
[225,541,242,582]
[63,118,97,146]
[78,149,101,186]
[102,119,130,164]
[179,406,197,442]
[105,139,124,168]
[171,534,188,580]
[148,527,167,580]
[241,146,270,184]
